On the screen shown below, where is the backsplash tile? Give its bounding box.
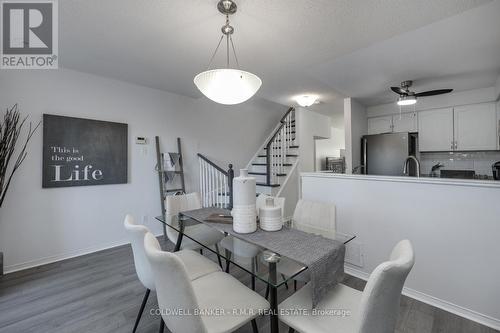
[420,151,500,178]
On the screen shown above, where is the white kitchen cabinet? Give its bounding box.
[367,116,393,135]
[418,108,454,151]
[454,103,497,151]
[393,112,418,133]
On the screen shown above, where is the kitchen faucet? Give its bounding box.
[403,156,421,177]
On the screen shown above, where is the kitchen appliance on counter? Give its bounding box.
[493,162,500,180]
[326,157,345,173]
[361,132,419,176]
[440,170,475,179]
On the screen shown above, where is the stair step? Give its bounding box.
[264,145,298,150]
[257,154,298,158]
[248,172,287,177]
[252,163,293,167]
[256,183,281,188]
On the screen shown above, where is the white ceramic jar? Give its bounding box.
[232,169,257,233]
[259,197,283,231]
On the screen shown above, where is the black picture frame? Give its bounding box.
[42,114,128,188]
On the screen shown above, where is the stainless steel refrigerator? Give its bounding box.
[361,132,419,176]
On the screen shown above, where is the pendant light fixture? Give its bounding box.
[194,0,262,105]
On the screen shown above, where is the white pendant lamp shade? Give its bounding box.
[194,1,261,105]
[194,69,262,105]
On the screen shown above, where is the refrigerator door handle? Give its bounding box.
[362,137,368,174]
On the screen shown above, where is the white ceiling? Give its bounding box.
[59,0,499,110]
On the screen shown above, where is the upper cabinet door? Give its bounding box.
[418,108,454,152]
[454,103,497,151]
[393,112,418,133]
[367,116,393,135]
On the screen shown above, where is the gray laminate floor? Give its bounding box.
[0,237,497,333]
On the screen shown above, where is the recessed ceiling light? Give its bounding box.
[397,95,417,106]
[295,95,319,107]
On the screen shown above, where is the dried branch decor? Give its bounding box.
[0,104,40,208]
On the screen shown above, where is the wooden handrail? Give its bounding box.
[266,107,295,184]
[197,153,234,209]
[197,153,228,175]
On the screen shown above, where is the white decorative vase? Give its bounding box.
[259,197,283,231]
[232,169,257,234]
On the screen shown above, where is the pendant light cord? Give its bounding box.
[206,35,224,70]
[205,12,241,70]
[229,35,240,69]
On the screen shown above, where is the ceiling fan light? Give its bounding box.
[295,95,319,107]
[194,69,262,105]
[397,95,417,106]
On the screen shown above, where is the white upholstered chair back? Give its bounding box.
[357,240,415,333]
[256,194,285,217]
[164,192,202,243]
[144,232,207,333]
[123,215,156,291]
[292,199,336,239]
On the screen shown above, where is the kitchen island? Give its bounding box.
[301,172,500,331]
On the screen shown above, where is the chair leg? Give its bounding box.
[281,274,289,290]
[294,280,297,291]
[251,319,259,333]
[214,244,223,269]
[158,317,165,333]
[288,328,295,333]
[132,289,150,333]
[251,258,256,290]
[225,251,232,273]
[199,248,203,255]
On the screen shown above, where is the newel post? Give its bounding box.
[228,164,234,210]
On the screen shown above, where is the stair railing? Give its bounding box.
[266,107,295,185]
[198,153,234,209]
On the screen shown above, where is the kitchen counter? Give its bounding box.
[308,172,500,188]
[301,172,500,330]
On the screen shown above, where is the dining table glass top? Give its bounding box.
[155,208,355,289]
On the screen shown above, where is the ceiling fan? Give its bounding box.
[391,80,453,106]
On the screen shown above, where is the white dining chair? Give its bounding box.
[124,215,222,332]
[279,240,415,333]
[165,192,224,252]
[263,199,337,295]
[144,232,270,333]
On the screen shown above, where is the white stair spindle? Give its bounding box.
[200,159,204,206]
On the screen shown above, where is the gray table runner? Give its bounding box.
[181,207,345,308]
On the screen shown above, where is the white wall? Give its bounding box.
[296,107,331,172]
[367,86,498,117]
[315,112,345,170]
[276,164,299,219]
[301,173,500,330]
[344,98,367,173]
[0,69,286,273]
[495,75,500,100]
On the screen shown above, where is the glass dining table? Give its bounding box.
[156,207,355,333]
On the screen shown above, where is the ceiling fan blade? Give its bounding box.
[415,89,453,97]
[391,87,407,95]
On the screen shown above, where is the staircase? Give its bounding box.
[247,107,297,196]
[198,107,298,207]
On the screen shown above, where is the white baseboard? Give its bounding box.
[4,233,163,274]
[345,266,500,331]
